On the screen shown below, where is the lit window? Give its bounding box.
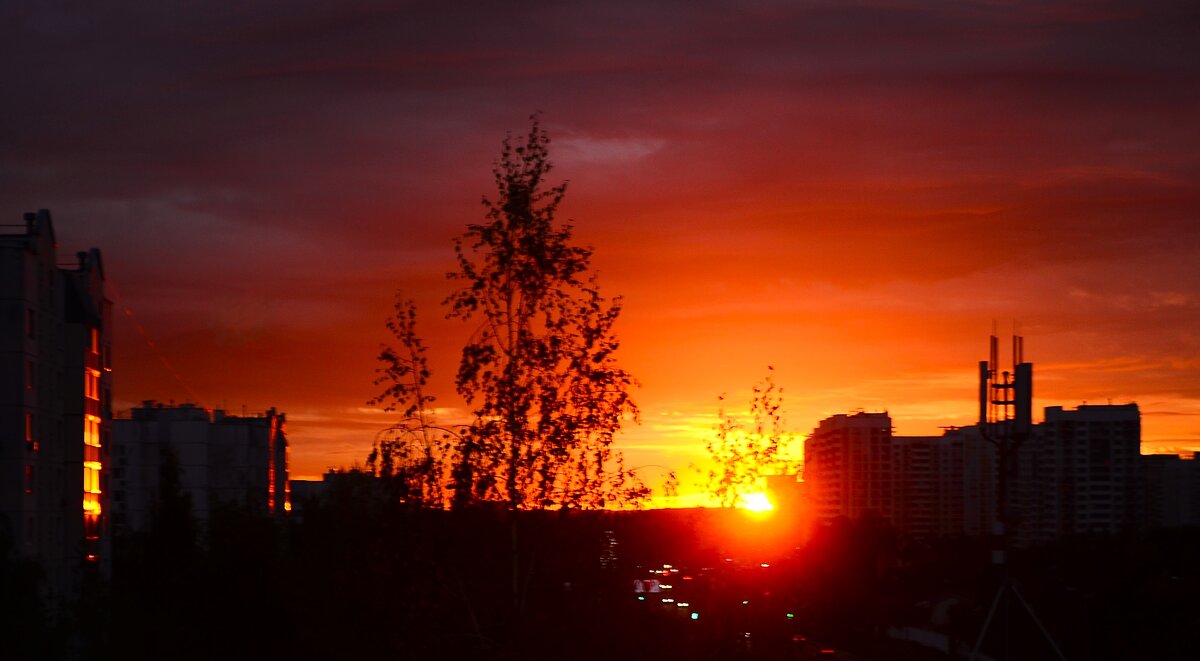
[90,328,99,354]
[25,412,37,450]
[85,416,101,447]
[84,511,100,541]
[84,467,100,493]
[84,370,100,400]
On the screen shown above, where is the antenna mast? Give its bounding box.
[971,328,1063,661]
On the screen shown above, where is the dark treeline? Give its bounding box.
[1,527,64,660]
[86,474,713,661]
[7,483,1200,660]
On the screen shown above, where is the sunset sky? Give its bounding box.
[3,1,1198,505]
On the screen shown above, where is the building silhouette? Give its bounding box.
[802,339,1162,545]
[110,401,290,534]
[805,416,998,538]
[1015,403,1141,546]
[1,210,112,600]
[891,429,998,538]
[1141,452,1200,528]
[804,411,895,523]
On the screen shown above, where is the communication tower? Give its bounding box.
[970,330,1065,661]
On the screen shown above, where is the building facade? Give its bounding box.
[803,406,1144,545]
[800,340,1145,546]
[946,425,998,538]
[806,420,999,538]
[1,210,112,600]
[1015,404,1141,545]
[110,401,289,534]
[891,435,937,536]
[1141,452,1200,529]
[804,411,895,524]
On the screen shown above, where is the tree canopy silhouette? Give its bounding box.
[372,116,647,511]
[368,294,459,508]
[698,367,799,507]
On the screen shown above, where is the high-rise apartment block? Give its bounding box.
[804,412,895,523]
[805,417,998,538]
[802,337,1155,545]
[1140,452,1200,528]
[1015,404,1141,545]
[891,429,997,538]
[110,401,290,534]
[1,210,112,600]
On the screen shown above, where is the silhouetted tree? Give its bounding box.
[147,443,198,566]
[0,525,61,660]
[445,116,645,511]
[109,443,204,660]
[368,293,460,508]
[698,366,799,507]
[363,118,650,652]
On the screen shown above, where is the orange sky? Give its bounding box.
[3,1,1198,505]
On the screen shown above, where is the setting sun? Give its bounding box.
[739,492,774,513]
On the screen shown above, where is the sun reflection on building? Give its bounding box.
[1,210,113,600]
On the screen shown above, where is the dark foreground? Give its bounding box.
[4,484,1199,660]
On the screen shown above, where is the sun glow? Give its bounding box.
[739,492,774,513]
